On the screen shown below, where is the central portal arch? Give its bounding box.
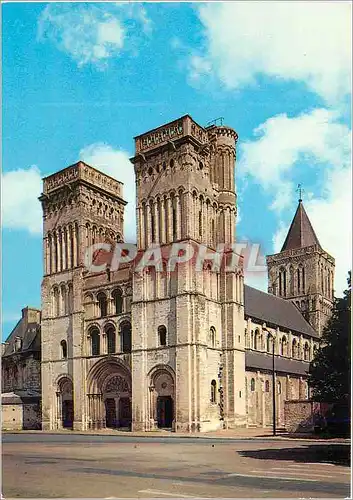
[87,359,132,429]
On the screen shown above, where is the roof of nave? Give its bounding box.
[281,200,321,252]
[244,285,319,338]
[2,308,41,358]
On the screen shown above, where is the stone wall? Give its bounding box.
[284,400,314,432]
[2,401,41,431]
[284,400,337,433]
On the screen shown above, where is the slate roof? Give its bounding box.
[2,316,41,357]
[244,285,318,338]
[281,200,321,251]
[2,390,41,404]
[245,350,310,376]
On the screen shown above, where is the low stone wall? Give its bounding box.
[284,400,333,433]
[2,398,41,431]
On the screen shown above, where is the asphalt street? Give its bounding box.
[2,433,351,498]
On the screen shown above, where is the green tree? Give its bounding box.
[308,272,351,401]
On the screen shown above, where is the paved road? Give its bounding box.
[2,434,350,498]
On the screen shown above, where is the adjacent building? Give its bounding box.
[1,307,41,430]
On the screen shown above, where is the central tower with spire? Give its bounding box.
[266,199,335,336]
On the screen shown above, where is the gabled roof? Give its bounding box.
[2,308,41,357]
[244,285,319,338]
[281,200,321,251]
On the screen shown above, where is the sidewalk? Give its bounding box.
[3,427,350,443]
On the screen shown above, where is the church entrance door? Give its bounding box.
[62,400,73,429]
[105,398,117,428]
[119,397,132,428]
[157,396,173,428]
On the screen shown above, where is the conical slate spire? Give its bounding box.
[281,200,321,251]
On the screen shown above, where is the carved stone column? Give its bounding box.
[146,203,152,247]
[101,332,106,356]
[56,230,62,273]
[88,394,93,429]
[56,392,62,429]
[67,226,72,270]
[166,197,173,243]
[63,227,67,270]
[49,234,54,274]
[176,194,181,240]
[160,199,166,244]
[71,225,76,268]
[153,200,159,244]
[137,206,142,249]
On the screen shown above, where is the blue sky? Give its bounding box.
[2,2,352,340]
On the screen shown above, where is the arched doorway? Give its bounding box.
[149,366,175,430]
[57,377,74,429]
[86,359,132,430]
[103,374,132,428]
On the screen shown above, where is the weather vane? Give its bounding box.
[296,183,304,202]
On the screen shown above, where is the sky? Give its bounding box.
[2,1,352,340]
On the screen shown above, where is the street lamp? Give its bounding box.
[264,328,276,436]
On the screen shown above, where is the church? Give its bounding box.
[2,115,335,432]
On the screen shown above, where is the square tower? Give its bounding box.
[39,161,126,430]
[130,115,246,432]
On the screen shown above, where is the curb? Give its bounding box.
[3,430,350,444]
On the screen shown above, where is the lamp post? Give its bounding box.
[271,335,276,437]
[264,328,276,436]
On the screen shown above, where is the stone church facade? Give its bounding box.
[8,114,334,432]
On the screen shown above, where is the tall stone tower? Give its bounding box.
[39,161,126,430]
[130,115,246,431]
[267,198,335,336]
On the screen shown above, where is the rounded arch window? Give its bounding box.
[280,336,287,356]
[106,325,116,354]
[199,161,204,170]
[304,342,310,361]
[112,288,123,315]
[148,167,153,176]
[266,334,273,353]
[210,326,216,348]
[170,159,174,168]
[210,379,217,403]
[254,329,260,350]
[265,380,270,392]
[120,321,132,353]
[277,380,282,394]
[162,162,167,171]
[158,325,167,347]
[89,327,100,356]
[97,292,107,318]
[250,378,255,392]
[60,340,67,359]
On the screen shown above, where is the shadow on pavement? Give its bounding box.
[238,443,350,466]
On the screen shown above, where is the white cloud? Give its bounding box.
[37,3,151,67]
[79,144,136,243]
[191,2,351,103]
[2,145,136,242]
[240,109,352,296]
[2,166,42,234]
[239,108,352,212]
